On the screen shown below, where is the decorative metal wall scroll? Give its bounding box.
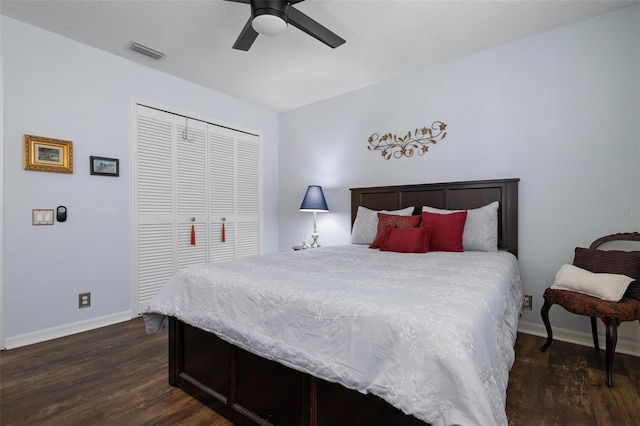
[367,121,447,160]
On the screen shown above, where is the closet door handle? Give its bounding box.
[190,217,196,222]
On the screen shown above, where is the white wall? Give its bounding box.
[1,16,279,342]
[279,6,640,343]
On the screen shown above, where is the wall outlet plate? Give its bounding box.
[79,292,91,308]
[523,295,533,310]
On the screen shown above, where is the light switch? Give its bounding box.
[32,209,54,225]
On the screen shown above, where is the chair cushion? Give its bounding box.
[543,287,640,321]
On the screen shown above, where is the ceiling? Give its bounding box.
[1,0,637,112]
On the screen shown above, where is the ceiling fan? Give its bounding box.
[225,0,346,51]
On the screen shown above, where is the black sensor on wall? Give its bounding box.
[56,206,67,222]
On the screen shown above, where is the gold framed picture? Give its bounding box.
[24,134,73,173]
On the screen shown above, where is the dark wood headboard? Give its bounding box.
[350,178,519,257]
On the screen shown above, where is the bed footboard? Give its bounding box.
[168,317,426,426]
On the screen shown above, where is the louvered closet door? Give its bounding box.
[135,107,208,312]
[135,106,176,311]
[176,119,208,270]
[235,132,261,258]
[208,126,261,262]
[209,127,236,263]
[134,104,262,314]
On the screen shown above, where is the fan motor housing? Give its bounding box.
[251,0,289,22]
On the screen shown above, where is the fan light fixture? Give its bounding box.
[252,14,287,36]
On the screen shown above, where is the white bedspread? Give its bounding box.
[143,245,522,426]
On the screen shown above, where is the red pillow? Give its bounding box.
[420,211,467,252]
[381,225,432,253]
[369,213,422,249]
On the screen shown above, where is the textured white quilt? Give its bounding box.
[144,245,522,426]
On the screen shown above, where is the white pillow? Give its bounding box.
[421,201,498,252]
[552,264,633,302]
[351,206,414,245]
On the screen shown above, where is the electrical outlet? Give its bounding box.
[523,295,533,310]
[79,292,91,308]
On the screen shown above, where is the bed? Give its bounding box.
[144,178,521,426]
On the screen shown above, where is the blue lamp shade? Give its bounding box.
[299,185,329,212]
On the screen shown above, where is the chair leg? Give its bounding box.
[540,299,554,352]
[603,316,619,387]
[590,316,600,351]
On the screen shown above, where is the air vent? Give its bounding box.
[128,42,165,60]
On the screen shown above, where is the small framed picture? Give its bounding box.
[90,156,119,177]
[24,134,73,173]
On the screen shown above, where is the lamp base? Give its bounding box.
[310,233,320,248]
[310,212,321,248]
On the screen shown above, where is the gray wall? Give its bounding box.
[278,5,640,343]
[1,16,279,341]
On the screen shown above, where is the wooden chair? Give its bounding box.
[540,232,640,387]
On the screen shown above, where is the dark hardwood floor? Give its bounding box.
[1,318,638,425]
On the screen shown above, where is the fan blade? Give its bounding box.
[287,6,345,48]
[233,17,259,51]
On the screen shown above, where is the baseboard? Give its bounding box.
[518,321,640,357]
[5,315,637,357]
[3,311,132,350]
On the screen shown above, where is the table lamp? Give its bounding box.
[299,185,329,248]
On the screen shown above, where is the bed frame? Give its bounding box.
[168,178,519,425]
